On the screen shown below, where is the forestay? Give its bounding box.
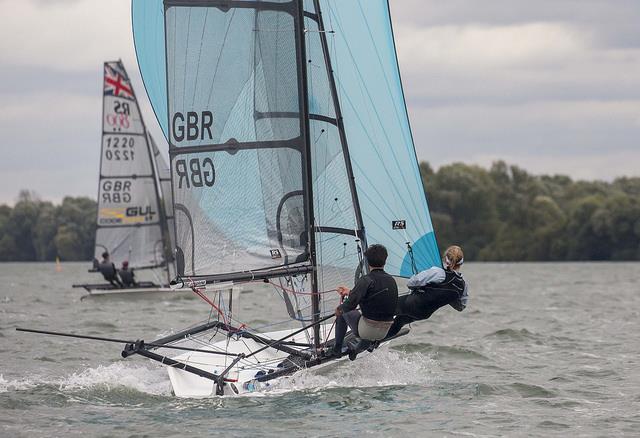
[96,61,166,270]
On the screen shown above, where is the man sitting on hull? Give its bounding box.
[118,261,136,288]
[329,244,398,359]
[98,251,123,288]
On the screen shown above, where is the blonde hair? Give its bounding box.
[444,245,464,269]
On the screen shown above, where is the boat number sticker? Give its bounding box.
[392,220,406,230]
[270,249,282,259]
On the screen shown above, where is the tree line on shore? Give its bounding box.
[0,161,638,262]
[424,161,640,261]
[0,192,95,261]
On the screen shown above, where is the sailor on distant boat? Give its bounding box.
[329,244,398,359]
[98,251,123,288]
[118,261,136,288]
[385,246,468,339]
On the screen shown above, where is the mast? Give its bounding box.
[94,63,108,266]
[297,0,321,350]
[311,0,367,256]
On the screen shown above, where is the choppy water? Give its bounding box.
[1,262,639,437]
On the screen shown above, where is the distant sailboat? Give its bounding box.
[73,61,176,296]
[118,0,441,396]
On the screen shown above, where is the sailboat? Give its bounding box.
[122,0,442,396]
[73,61,176,297]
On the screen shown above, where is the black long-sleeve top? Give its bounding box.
[338,269,398,321]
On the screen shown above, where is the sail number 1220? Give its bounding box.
[105,136,135,161]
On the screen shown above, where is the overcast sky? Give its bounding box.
[1,0,639,204]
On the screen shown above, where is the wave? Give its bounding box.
[394,342,490,361]
[0,374,37,393]
[60,362,172,396]
[1,347,440,400]
[484,328,542,342]
[0,363,172,399]
[266,346,440,395]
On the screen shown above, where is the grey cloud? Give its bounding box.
[390,0,640,49]
[0,0,639,204]
[0,64,98,96]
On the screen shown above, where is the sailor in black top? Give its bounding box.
[386,245,468,338]
[331,244,398,357]
[98,251,123,288]
[118,261,136,288]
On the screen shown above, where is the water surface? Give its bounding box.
[1,262,639,437]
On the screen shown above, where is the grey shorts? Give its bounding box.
[357,317,393,341]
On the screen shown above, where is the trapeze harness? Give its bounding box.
[386,269,467,338]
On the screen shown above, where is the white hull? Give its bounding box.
[167,324,334,397]
[79,287,189,299]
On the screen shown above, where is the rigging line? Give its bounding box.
[16,328,240,357]
[266,280,336,296]
[243,314,334,360]
[205,8,238,110]
[172,11,178,132]
[182,8,192,112]
[191,8,210,106]
[190,285,228,325]
[312,4,361,242]
[326,14,428,230]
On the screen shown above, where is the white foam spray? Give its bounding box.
[2,347,438,398]
[59,362,172,396]
[0,374,37,393]
[265,346,440,395]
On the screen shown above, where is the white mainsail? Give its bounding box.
[95,61,172,275]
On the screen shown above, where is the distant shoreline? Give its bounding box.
[2,160,639,263]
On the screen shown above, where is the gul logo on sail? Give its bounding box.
[99,205,157,225]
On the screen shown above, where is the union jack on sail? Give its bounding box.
[104,62,134,100]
